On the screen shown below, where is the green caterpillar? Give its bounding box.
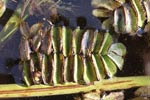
[19,22,126,86]
[92,0,150,36]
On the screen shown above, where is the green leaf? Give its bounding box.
[108,43,126,57]
[130,0,146,27]
[107,52,124,70]
[51,26,61,53]
[73,55,84,83]
[72,27,84,54]
[83,57,97,84]
[62,26,72,57]
[91,54,105,80]
[99,32,113,55]
[52,54,63,85]
[101,55,117,77]
[91,30,104,54]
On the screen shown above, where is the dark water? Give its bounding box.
[0,0,149,99]
[0,0,22,83]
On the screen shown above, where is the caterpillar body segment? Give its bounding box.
[19,23,126,86]
[92,0,150,35]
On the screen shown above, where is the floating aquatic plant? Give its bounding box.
[19,22,126,86]
[92,0,150,36]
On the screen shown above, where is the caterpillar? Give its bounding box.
[92,0,150,36]
[19,22,126,86]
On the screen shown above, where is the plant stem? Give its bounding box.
[0,76,149,98]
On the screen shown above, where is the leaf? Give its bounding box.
[108,43,126,57]
[101,55,117,77]
[107,52,124,70]
[99,32,113,55]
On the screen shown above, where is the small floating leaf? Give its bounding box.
[114,8,125,33]
[107,52,124,70]
[72,27,84,54]
[51,26,61,53]
[108,43,126,57]
[102,55,117,77]
[83,57,97,84]
[62,26,72,57]
[73,55,84,83]
[99,32,113,55]
[52,54,63,85]
[92,54,105,80]
[91,30,103,54]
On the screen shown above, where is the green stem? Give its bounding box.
[0,76,149,98]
